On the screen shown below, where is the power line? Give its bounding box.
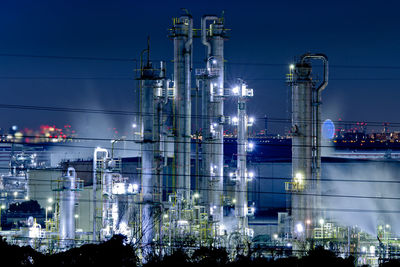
[0,102,400,128]
[2,53,400,70]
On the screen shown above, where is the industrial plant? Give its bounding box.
[0,11,399,266]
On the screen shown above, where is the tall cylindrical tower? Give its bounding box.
[141,59,157,253]
[290,53,328,239]
[171,15,193,203]
[201,15,226,225]
[59,167,76,246]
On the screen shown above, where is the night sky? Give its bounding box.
[1,0,400,137]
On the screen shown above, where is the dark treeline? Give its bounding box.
[1,235,399,267]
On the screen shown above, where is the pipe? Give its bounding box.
[201,15,218,57]
[300,53,329,92]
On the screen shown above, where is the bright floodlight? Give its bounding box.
[319,218,324,225]
[248,171,254,179]
[306,219,311,225]
[1,205,5,209]
[232,198,236,204]
[273,234,278,240]
[47,206,52,211]
[193,193,200,199]
[386,224,390,229]
[248,142,254,149]
[232,116,239,124]
[132,123,137,128]
[74,214,79,219]
[48,197,53,203]
[296,223,304,233]
[13,192,18,197]
[289,64,295,70]
[132,184,139,191]
[232,86,239,95]
[249,117,255,124]
[212,59,217,64]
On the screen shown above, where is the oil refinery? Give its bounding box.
[0,11,399,266]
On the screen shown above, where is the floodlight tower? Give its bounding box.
[231,80,254,233]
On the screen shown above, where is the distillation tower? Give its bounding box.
[139,45,166,253]
[287,53,328,240]
[171,14,193,205]
[198,15,227,229]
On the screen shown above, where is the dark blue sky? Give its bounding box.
[1,0,400,136]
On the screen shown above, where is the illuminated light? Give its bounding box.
[13,192,18,197]
[289,64,295,70]
[48,197,53,203]
[232,86,239,95]
[251,207,256,213]
[112,182,126,195]
[287,243,292,247]
[213,123,218,127]
[132,184,139,191]
[193,193,200,199]
[25,196,29,201]
[163,214,169,219]
[386,224,390,229]
[47,206,52,211]
[248,172,254,178]
[74,214,79,219]
[249,117,255,124]
[296,223,304,233]
[306,219,311,225]
[361,246,367,253]
[177,220,188,226]
[12,125,18,131]
[132,123,137,128]
[213,83,217,87]
[370,246,375,254]
[273,234,278,239]
[212,59,217,65]
[319,218,324,225]
[248,142,254,150]
[1,205,5,209]
[232,116,239,124]
[232,198,236,204]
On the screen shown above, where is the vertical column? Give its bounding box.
[171,15,193,203]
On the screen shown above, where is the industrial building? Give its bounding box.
[0,11,398,266]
